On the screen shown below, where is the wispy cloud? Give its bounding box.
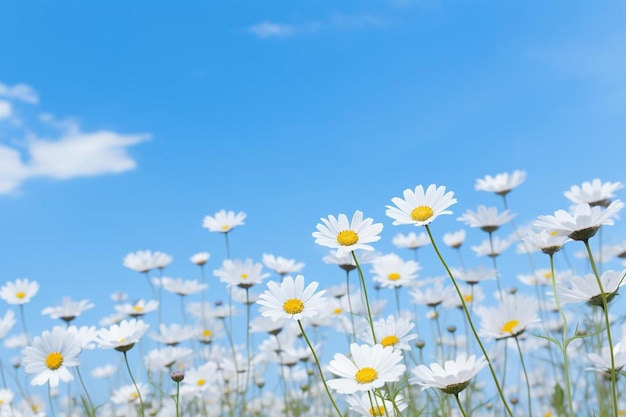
[0,82,150,194]
[247,12,388,39]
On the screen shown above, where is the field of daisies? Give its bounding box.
[1,171,626,417]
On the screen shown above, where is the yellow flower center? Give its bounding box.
[337,230,359,246]
[202,329,213,337]
[16,291,26,299]
[133,306,144,311]
[381,335,399,347]
[464,294,473,302]
[45,352,64,370]
[388,273,401,281]
[369,405,386,416]
[355,367,378,384]
[283,298,305,314]
[333,308,342,314]
[221,225,230,231]
[197,379,206,386]
[543,272,552,280]
[131,392,139,400]
[501,319,520,334]
[549,230,558,236]
[241,273,248,280]
[411,206,434,222]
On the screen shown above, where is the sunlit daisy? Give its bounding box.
[22,326,81,387]
[156,277,208,296]
[181,361,219,395]
[67,325,99,350]
[411,278,453,308]
[213,258,270,289]
[475,170,527,196]
[565,178,623,207]
[587,343,626,374]
[322,250,380,272]
[410,353,488,394]
[262,253,305,276]
[313,210,383,255]
[202,209,246,233]
[557,269,626,307]
[257,274,326,321]
[360,315,417,351]
[144,346,193,371]
[346,391,407,417]
[523,229,571,255]
[115,299,159,318]
[475,294,540,340]
[326,343,405,394]
[41,296,94,323]
[123,250,156,273]
[442,229,466,249]
[190,251,211,266]
[0,278,39,305]
[111,382,150,405]
[534,201,624,241]
[392,231,430,250]
[470,236,512,258]
[370,253,420,288]
[457,205,516,233]
[0,310,16,339]
[0,388,14,407]
[149,323,195,346]
[386,184,457,227]
[453,266,496,285]
[96,319,150,352]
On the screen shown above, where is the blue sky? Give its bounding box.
[0,0,626,401]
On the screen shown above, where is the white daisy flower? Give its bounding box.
[564,178,623,207]
[360,315,417,351]
[111,382,150,405]
[257,274,326,321]
[457,205,516,233]
[190,251,211,266]
[262,253,305,276]
[0,278,39,305]
[149,323,195,346]
[153,251,173,269]
[115,299,159,318]
[410,353,488,394]
[156,277,208,296]
[326,343,406,394]
[313,210,383,256]
[96,319,150,352]
[213,258,270,289]
[202,209,246,233]
[475,294,540,340]
[41,296,94,323]
[22,326,81,387]
[557,269,626,307]
[534,201,624,241]
[370,253,420,288]
[0,310,16,339]
[322,250,381,272]
[123,250,157,273]
[386,184,457,227]
[587,343,626,374]
[392,232,430,250]
[346,391,408,417]
[470,236,512,258]
[523,229,570,255]
[442,229,466,249]
[475,170,527,196]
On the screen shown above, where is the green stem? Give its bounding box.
[425,224,514,417]
[123,351,146,417]
[351,251,377,344]
[514,336,533,417]
[454,393,468,417]
[297,320,343,417]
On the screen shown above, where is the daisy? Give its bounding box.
[470,236,512,258]
[564,178,623,207]
[153,251,173,269]
[144,346,193,371]
[115,299,159,317]
[326,343,405,394]
[475,294,540,340]
[557,270,626,307]
[392,232,430,250]
[457,205,516,233]
[313,210,383,256]
[346,391,407,417]
[453,266,496,285]
[0,310,16,339]
[523,229,570,255]
[262,253,305,276]
[202,209,246,233]
[157,277,208,296]
[370,253,420,288]
[123,250,156,273]
[190,252,211,266]
[96,319,150,352]
[256,274,327,321]
[149,323,195,346]
[22,326,81,387]
[67,325,99,350]
[41,296,94,323]
[534,201,624,241]
[213,258,270,289]
[442,229,466,249]
[410,353,488,394]
[111,382,150,405]
[322,250,380,272]
[386,184,457,227]
[360,315,417,351]
[0,278,39,305]
[411,278,453,308]
[475,170,527,196]
[181,361,219,395]
[587,343,626,374]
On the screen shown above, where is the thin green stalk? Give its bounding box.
[297,320,343,417]
[548,253,575,417]
[345,270,357,343]
[76,366,96,417]
[584,239,618,417]
[514,336,533,417]
[351,251,378,344]
[425,224,514,417]
[454,393,469,417]
[123,351,146,417]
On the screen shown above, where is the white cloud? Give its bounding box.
[0,83,39,104]
[0,82,151,194]
[248,21,296,39]
[0,100,12,119]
